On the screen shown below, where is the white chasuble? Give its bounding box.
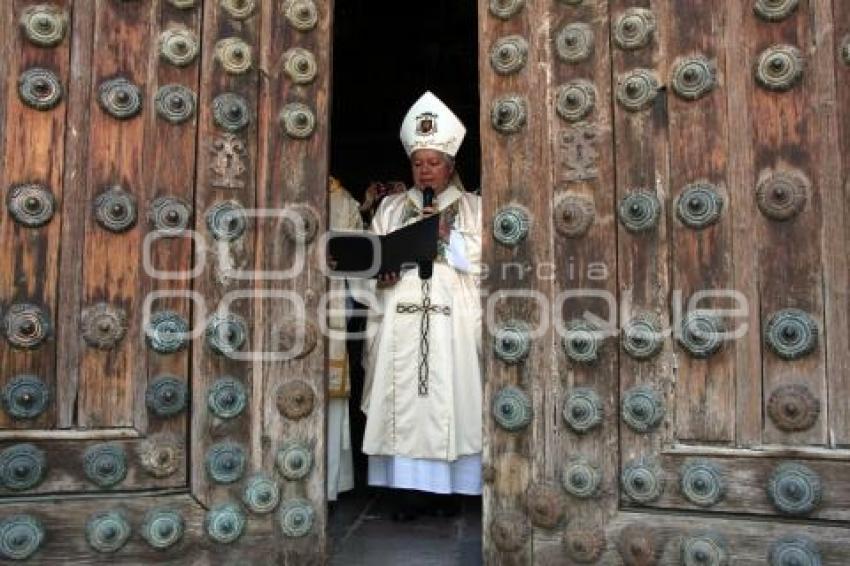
[359,186,483,468]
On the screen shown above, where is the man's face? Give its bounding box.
[411,149,453,192]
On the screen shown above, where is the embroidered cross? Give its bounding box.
[395,280,451,396]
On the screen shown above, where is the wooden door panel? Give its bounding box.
[0,0,73,431]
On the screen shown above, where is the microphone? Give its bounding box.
[419,187,435,280]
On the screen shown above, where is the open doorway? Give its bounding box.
[327,1,481,563]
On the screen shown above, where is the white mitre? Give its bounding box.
[399,91,466,158]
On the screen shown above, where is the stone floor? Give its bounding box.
[328,486,483,566]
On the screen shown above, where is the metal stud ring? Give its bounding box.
[621,312,664,360]
[764,308,818,360]
[243,474,281,514]
[621,458,664,504]
[493,386,532,432]
[154,84,196,124]
[2,303,51,350]
[562,457,601,499]
[94,186,137,232]
[0,444,47,491]
[555,23,593,64]
[220,0,256,19]
[83,443,127,488]
[619,190,661,233]
[564,524,606,563]
[767,384,820,432]
[149,196,191,234]
[563,388,603,434]
[280,102,316,138]
[278,499,315,538]
[18,68,63,110]
[7,183,56,228]
[676,182,724,229]
[215,38,252,75]
[142,509,184,549]
[489,0,525,20]
[208,377,247,419]
[614,8,656,51]
[0,515,44,560]
[276,380,316,420]
[671,56,717,101]
[754,0,799,21]
[769,536,821,566]
[145,376,189,417]
[493,205,530,246]
[205,504,245,544]
[556,80,597,123]
[283,48,318,84]
[622,385,665,433]
[20,5,68,47]
[276,441,314,481]
[493,321,531,364]
[205,312,248,356]
[767,463,822,515]
[678,311,725,358]
[756,169,809,220]
[86,511,130,553]
[526,483,564,528]
[145,311,189,354]
[205,442,246,484]
[490,36,529,75]
[2,376,49,420]
[281,203,319,244]
[680,460,726,507]
[98,77,142,119]
[205,200,247,241]
[491,95,527,134]
[681,533,729,566]
[616,68,660,112]
[755,44,804,92]
[490,512,530,552]
[213,92,251,132]
[554,194,595,238]
[81,303,127,350]
[562,319,603,364]
[159,27,199,67]
[139,434,183,478]
[284,0,318,31]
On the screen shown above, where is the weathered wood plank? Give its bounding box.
[0,438,184,496]
[0,0,73,430]
[725,0,765,449]
[190,0,260,507]
[667,0,736,443]
[134,0,200,450]
[0,493,283,565]
[603,511,850,565]
[629,452,850,522]
[56,0,96,430]
[253,0,330,562]
[538,0,619,563]
[480,0,552,564]
[77,0,153,428]
[826,0,850,446]
[747,0,828,447]
[611,0,675,466]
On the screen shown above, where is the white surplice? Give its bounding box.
[357,185,483,494]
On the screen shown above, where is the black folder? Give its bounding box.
[327,214,439,278]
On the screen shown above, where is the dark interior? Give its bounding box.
[330,0,481,204]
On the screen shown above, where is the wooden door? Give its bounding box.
[482,0,850,563]
[0,0,329,563]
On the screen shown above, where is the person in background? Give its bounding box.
[327,175,363,502]
[359,92,483,521]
